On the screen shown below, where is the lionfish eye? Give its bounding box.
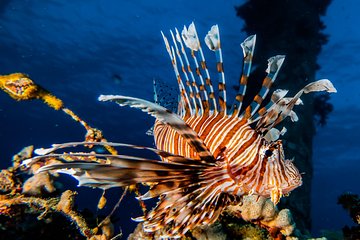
[265,149,273,157]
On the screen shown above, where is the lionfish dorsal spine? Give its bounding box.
[195,30,218,113]
[174,28,204,115]
[163,23,232,117]
[163,29,205,116]
[254,79,336,133]
[230,34,256,116]
[169,30,197,116]
[205,24,227,115]
[181,23,212,114]
[242,55,286,119]
[161,31,192,118]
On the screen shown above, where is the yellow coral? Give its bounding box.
[97,193,107,210]
[226,195,296,237]
[38,90,64,110]
[22,172,55,196]
[0,73,38,100]
[0,73,64,110]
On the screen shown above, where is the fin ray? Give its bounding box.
[230,35,256,116]
[98,95,215,162]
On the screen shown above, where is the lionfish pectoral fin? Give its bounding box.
[37,155,205,190]
[24,141,210,169]
[36,152,222,237]
[98,95,215,162]
[37,162,118,189]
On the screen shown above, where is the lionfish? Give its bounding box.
[26,22,336,237]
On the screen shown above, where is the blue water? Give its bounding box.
[0,0,358,238]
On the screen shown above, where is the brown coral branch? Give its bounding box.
[0,190,111,239]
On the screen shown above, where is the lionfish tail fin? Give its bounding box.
[255,79,336,136]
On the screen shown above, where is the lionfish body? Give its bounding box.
[34,22,336,237]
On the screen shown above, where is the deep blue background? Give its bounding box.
[0,0,358,237]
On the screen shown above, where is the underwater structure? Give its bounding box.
[236,0,333,231]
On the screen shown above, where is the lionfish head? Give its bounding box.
[258,139,302,204]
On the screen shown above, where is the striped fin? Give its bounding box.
[181,23,212,114]
[255,79,337,133]
[22,141,213,169]
[37,156,204,190]
[161,32,192,118]
[195,25,218,113]
[136,167,233,236]
[98,95,215,162]
[205,25,227,114]
[242,55,285,119]
[230,35,256,116]
[250,89,289,124]
[174,28,204,115]
[168,30,198,116]
[36,153,231,237]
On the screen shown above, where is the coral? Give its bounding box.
[0,73,40,100]
[128,223,156,240]
[0,169,17,193]
[0,73,63,109]
[0,145,117,239]
[97,193,107,210]
[226,195,296,238]
[191,223,228,240]
[56,190,98,238]
[0,188,113,239]
[225,223,269,240]
[11,145,34,170]
[22,172,55,196]
[265,209,295,236]
[127,195,297,240]
[89,218,115,240]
